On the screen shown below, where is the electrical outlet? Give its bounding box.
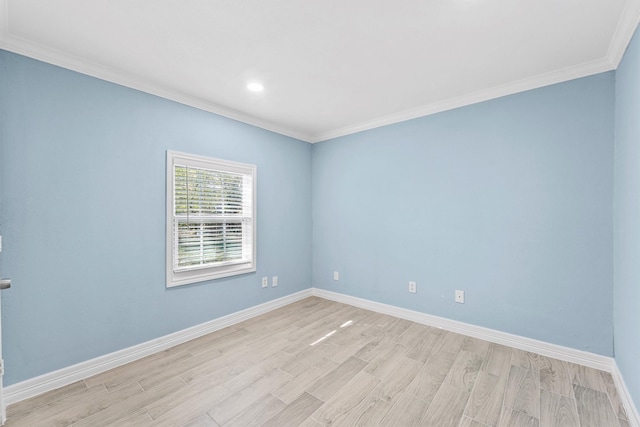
[261,277,268,288]
[455,290,465,304]
[409,281,416,293]
[272,276,278,287]
[333,271,339,281]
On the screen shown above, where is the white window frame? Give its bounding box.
[166,150,256,287]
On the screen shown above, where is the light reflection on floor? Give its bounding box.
[309,319,353,346]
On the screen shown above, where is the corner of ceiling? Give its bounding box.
[607,0,640,68]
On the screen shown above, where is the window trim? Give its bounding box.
[166,150,256,288]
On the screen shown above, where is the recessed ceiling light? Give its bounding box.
[247,82,264,92]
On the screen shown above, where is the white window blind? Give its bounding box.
[166,151,256,287]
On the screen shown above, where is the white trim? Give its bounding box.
[607,0,640,69]
[306,0,640,143]
[308,57,616,143]
[4,28,617,145]
[612,360,640,427]
[315,288,639,422]
[0,34,310,143]
[5,286,640,425]
[3,289,312,406]
[311,288,614,372]
[165,151,257,288]
[1,0,639,144]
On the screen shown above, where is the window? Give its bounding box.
[166,151,256,287]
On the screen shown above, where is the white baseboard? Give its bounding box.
[612,361,640,427]
[3,289,312,406]
[311,288,614,372]
[5,286,638,426]
[312,288,640,426]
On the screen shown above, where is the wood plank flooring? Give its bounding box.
[5,297,629,426]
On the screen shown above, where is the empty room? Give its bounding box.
[1,0,640,426]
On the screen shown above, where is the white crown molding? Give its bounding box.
[307,0,640,143]
[2,0,639,144]
[308,56,617,143]
[608,0,640,68]
[612,361,640,427]
[3,289,312,406]
[311,288,614,371]
[0,36,313,144]
[4,28,619,146]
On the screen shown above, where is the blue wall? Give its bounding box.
[614,25,640,410]
[0,51,312,385]
[312,74,615,356]
[0,46,628,395]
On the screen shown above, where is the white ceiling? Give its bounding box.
[1,0,639,143]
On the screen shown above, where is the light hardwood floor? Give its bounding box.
[5,297,630,426]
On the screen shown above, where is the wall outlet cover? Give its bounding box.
[455,290,465,303]
[409,281,416,293]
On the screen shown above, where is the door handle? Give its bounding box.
[0,279,10,290]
